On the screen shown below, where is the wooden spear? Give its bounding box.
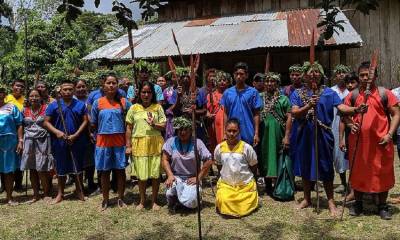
[171,29,186,67]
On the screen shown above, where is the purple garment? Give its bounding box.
[162,136,211,177]
[162,87,177,139]
[163,87,177,105]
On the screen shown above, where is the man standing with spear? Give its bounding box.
[342,56,400,220]
[290,30,366,217]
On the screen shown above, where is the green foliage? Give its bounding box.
[0,10,123,89]
[318,0,379,41]
[133,60,160,81]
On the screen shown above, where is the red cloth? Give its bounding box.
[344,87,398,192]
[207,90,225,152]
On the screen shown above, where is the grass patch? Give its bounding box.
[1,163,400,240]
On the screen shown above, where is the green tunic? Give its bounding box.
[260,93,291,177]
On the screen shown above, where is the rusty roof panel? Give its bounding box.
[84,8,362,61]
[185,17,218,27]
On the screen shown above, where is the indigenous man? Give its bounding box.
[344,61,400,219]
[291,61,366,216]
[330,64,352,193]
[282,64,303,97]
[5,79,25,191]
[252,73,266,93]
[259,72,292,194]
[214,118,259,217]
[44,80,89,204]
[162,117,213,211]
[220,62,262,146]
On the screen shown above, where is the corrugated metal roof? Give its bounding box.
[83,8,362,61]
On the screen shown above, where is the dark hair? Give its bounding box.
[12,79,25,86]
[226,118,240,129]
[26,88,44,106]
[233,62,248,73]
[35,81,47,88]
[205,68,217,79]
[140,67,150,74]
[344,71,359,83]
[358,61,378,77]
[60,79,75,87]
[137,81,157,105]
[253,73,265,82]
[76,79,87,86]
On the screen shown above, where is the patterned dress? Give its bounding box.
[21,105,54,171]
[259,92,291,178]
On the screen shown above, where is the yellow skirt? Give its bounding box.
[216,179,258,218]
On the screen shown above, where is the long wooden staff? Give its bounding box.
[309,29,320,214]
[172,29,186,67]
[127,25,138,89]
[340,50,378,220]
[190,54,202,240]
[55,95,84,197]
[265,51,271,74]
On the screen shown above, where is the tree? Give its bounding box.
[318,0,380,41]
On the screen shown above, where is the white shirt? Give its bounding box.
[214,140,257,185]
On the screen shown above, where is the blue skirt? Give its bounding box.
[95,146,127,171]
[0,135,20,173]
[294,121,334,182]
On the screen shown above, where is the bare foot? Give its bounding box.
[152,203,161,211]
[297,199,311,210]
[7,199,19,206]
[117,199,127,208]
[51,194,63,205]
[328,201,339,218]
[136,203,145,210]
[100,200,108,212]
[345,192,355,202]
[389,197,400,204]
[26,198,40,205]
[76,192,86,202]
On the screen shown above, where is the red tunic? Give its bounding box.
[206,90,225,152]
[344,87,398,193]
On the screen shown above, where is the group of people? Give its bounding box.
[0,58,399,220]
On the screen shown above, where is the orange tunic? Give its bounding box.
[207,90,225,152]
[344,87,398,193]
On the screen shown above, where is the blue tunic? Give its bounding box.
[220,85,262,145]
[46,99,88,176]
[290,87,341,181]
[126,85,164,102]
[0,103,23,173]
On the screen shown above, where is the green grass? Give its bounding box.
[1,163,400,240]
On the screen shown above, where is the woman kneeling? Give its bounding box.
[162,117,213,210]
[214,118,259,217]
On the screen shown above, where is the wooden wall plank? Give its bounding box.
[389,0,400,86]
[246,0,256,12]
[262,0,272,10]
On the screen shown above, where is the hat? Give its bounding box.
[265,72,281,83]
[302,61,325,76]
[289,64,304,73]
[333,64,351,75]
[253,73,265,82]
[173,117,192,130]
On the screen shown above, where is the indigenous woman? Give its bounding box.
[91,74,131,210]
[36,81,55,104]
[75,79,97,191]
[0,85,23,205]
[126,81,166,210]
[259,73,292,194]
[206,71,232,152]
[161,75,178,139]
[162,117,213,210]
[21,89,54,202]
[214,119,259,217]
[290,61,365,217]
